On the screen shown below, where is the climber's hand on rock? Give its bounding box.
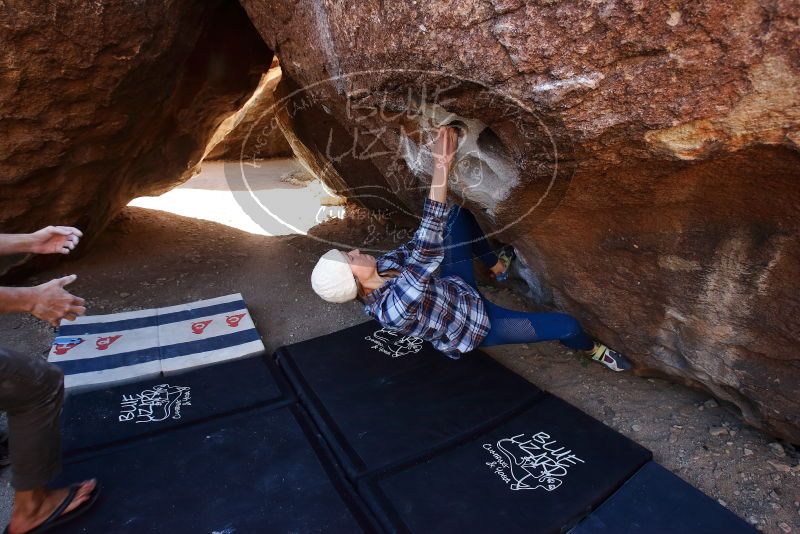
[429,126,458,203]
[29,226,83,255]
[432,126,459,173]
[27,275,86,327]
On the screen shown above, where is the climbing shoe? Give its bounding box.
[590,343,633,372]
[490,246,515,282]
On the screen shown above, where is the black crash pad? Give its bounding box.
[55,405,372,533]
[61,356,292,456]
[275,321,544,479]
[569,461,756,534]
[358,394,652,534]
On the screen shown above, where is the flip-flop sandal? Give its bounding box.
[4,482,100,534]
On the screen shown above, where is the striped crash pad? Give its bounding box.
[48,293,264,391]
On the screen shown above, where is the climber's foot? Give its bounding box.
[588,343,633,372]
[489,247,515,282]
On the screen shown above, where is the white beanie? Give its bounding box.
[311,249,358,303]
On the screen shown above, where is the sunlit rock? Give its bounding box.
[240,0,800,441]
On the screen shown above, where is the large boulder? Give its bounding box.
[240,0,800,440]
[0,0,273,271]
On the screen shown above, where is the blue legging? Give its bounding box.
[440,205,595,352]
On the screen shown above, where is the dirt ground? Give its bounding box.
[0,194,798,532]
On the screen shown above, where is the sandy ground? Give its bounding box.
[0,159,798,533]
[128,159,345,237]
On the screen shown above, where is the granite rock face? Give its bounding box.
[0,0,273,266]
[240,0,800,440]
[204,59,292,161]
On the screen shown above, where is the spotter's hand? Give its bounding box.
[29,275,86,327]
[29,226,83,255]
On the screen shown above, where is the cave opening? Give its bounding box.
[125,4,347,240]
[126,158,343,237]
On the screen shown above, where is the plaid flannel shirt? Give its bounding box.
[362,198,490,358]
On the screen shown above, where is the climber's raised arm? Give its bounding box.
[429,126,458,204]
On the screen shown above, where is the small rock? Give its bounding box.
[718,499,727,507]
[778,522,791,533]
[744,448,754,456]
[667,10,681,26]
[709,426,728,437]
[631,424,641,432]
[703,399,719,409]
[770,490,781,500]
[768,442,786,457]
[767,460,791,473]
[119,292,131,298]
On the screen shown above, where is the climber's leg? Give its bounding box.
[458,206,499,269]
[441,204,511,288]
[440,205,482,289]
[479,299,632,371]
[480,299,593,350]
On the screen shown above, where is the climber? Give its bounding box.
[0,227,99,533]
[310,126,632,371]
